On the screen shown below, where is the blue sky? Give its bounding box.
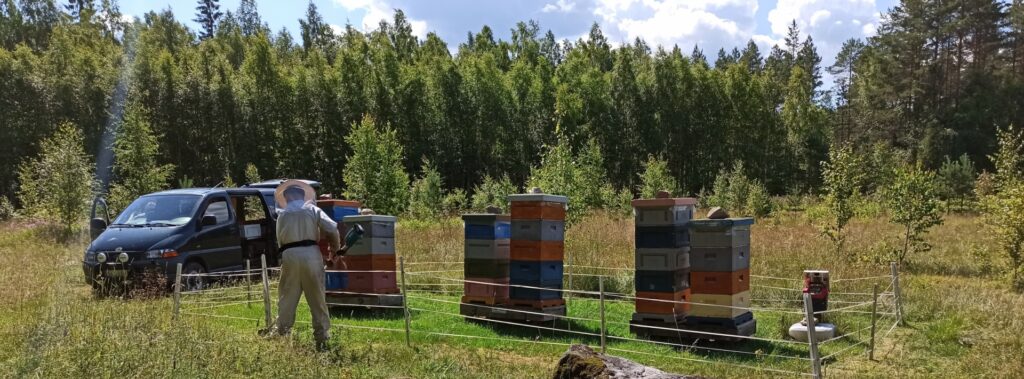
[120,0,898,82]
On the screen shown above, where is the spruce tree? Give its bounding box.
[194,0,222,40]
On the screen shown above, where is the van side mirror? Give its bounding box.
[201,215,218,227]
[89,218,107,240]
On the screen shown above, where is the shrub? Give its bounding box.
[819,144,866,255]
[471,174,517,213]
[637,155,678,199]
[343,116,409,216]
[703,161,772,217]
[884,164,944,266]
[937,154,976,209]
[244,162,261,185]
[17,123,97,232]
[442,189,469,216]
[407,159,444,220]
[982,126,1024,290]
[527,137,621,224]
[0,195,14,221]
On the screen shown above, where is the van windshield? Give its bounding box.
[111,195,201,227]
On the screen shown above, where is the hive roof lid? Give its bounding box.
[630,197,698,208]
[508,194,568,204]
[461,213,511,222]
[342,215,398,223]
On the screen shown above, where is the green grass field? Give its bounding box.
[2,212,1022,378]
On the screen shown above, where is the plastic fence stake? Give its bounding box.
[890,262,903,326]
[599,276,607,354]
[870,284,878,361]
[261,254,272,329]
[400,256,412,348]
[803,292,822,379]
[173,263,182,321]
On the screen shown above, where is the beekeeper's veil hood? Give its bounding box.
[275,180,316,210]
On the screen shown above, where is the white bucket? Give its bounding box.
[788,322,837,341]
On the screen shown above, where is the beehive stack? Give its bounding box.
[507,193,568,314]
[317,199,360,290]
[686,217,756,337]
[461,214,511,307]
[629,195,696,327]
[338,215,399,295]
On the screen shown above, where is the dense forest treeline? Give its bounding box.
[2,0,1023,201]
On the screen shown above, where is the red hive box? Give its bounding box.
[635,290,691,315]
[510,240,565,261]
[340,254,396,272]
[690,269,750,295]
[463,278,510,299]
[346,271,399,293]
[511,201,566,221]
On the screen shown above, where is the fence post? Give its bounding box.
[803,292,822,379]
[869,284,878,361]
[261,254,272,329]
[599,275,606,354]
[400,256,412,348]
[890,262,903,326]
[172,262,182,321]
[245,259,252,309]
[566,253,574,300]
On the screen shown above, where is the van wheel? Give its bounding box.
[183,262,207,292]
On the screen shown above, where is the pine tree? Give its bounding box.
[298,1,333,55]
[65,0,92,20]
[194,0,222,40]
[236,0,262,36]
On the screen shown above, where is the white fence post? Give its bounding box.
[599,275,606,354]
[172,262,182,321]
[803,292,822,379]
[400,256,412,348]
[261,254,272,329]
[870,284,878,361]
[890,262,903,326]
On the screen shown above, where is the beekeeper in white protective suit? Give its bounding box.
[273,180,340,350]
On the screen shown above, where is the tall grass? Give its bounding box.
[1,210,1022,378]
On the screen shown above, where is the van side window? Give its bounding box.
[204,198,232,225]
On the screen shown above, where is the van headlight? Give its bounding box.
[145,249,179,259]
[117,252,129,263]
[96,252,107,263]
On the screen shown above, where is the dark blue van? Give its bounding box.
[83,180,318,292]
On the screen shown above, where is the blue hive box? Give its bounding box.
[463,214,512,240]
[635,225,690,249]
[325,271,348,290]
[509,260,563,287]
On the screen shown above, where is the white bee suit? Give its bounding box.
[274,180,340,345]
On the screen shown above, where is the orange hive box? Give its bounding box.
[510,240,565,261]
[690,269,750,295]
[463,278,510,299]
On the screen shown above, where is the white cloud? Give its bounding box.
[332,0,428,39]
[329,24,345,36]
[542,0,576,13]
[591,0,759,52]
[762,0,882,87]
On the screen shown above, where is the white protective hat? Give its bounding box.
[274,179,316,208]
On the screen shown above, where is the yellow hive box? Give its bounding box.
[689,291,751,318]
